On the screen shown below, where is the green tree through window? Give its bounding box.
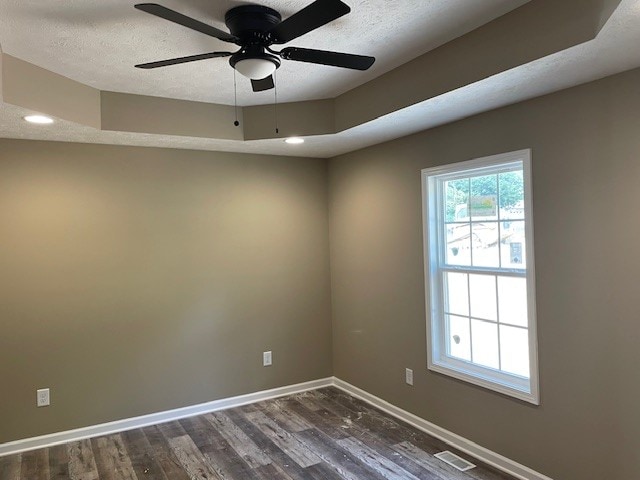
[445,171,523,221]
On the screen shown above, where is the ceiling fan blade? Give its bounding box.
[280,47,375,70]
[135,51,233,69]
[135,3,238,43]
[269,0,350,44]
[251,76,275,92]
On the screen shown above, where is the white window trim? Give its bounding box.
[422,149,540,405]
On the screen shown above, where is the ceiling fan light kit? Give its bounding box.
[229,46,281,80]
[232,57,278,80]
[134,0,375,91]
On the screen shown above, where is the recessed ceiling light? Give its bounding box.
[285,137,304,145]
[24,115,54,125]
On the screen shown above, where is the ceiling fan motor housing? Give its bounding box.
[225,6,283,79]
[224,5,281,43]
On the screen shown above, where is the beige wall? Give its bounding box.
[3,67,640,479]
[329,68,640,480]
[0,141,332,443]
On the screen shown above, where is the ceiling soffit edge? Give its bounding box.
[0,0,623,143]
[334,0,623,131]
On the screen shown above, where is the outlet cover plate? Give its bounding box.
[263,351,272,366]
[37,388,50,407]
[405,368,414,385]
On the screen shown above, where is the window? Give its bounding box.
[422,150,539,404]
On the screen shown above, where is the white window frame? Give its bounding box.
[422,149,539,405]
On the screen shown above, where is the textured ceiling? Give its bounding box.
[1,0,640,158]
[0,0,527,105]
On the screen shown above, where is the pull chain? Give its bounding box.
[233,69,240,127]
[274,70,279,135]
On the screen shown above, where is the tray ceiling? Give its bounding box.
[0,0,527,105]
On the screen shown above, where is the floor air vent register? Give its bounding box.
[434,451,477,471]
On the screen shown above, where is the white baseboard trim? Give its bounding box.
[0,377,332,458]
[0,375,552,480]
[332,377,553,480]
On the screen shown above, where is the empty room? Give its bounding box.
[1,1,639,479]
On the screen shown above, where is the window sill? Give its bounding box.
[428,360,540,405]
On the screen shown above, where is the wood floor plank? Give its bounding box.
[302,462,349,480]
[179,415,227,452]
[181,410,296,480]
[67,439,99,480]
[0,388,518,480]
[205,411,272,469]
[298,390,442,479]
[317,388,424,445]
[156,420,187,440]
[290,391,323,411]
[245,409,321,468]
[121,428,169,480]
[141,426,190,480]
[180,415,261,480]
[320,388,512,480]
[0,453,22,480]
[253,399,314,433]
[202,446,262,480]
[91,434,138,480]
[282,399,351,440]
[223,409,322,480]
[20,448,49,480]
[319,387,457,454]
[393,440,479,480]
[252,463,295,480]
[49,443,70,479]
[166,434,221,480]
[337,436,421,480]
[297,389,402,443]
[295,428,388,480]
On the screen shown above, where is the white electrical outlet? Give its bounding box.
[405,368,414,386]
[263,351,272,366]
[37,388,50,407]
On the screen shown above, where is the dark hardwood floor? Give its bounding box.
[0,387,516,479]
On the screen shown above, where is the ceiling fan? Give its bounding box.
[134,0,376,92]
